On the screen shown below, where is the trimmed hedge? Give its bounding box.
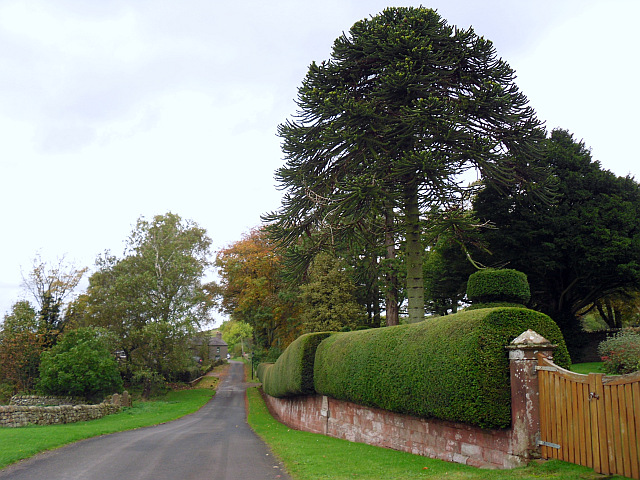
[256,362,274,384]
[466,269,531,305]
[313,307,569,429]
[260,332,333,397]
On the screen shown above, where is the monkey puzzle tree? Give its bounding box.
[265,7,548,323]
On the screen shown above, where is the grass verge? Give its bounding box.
[246,386,626,480]
[0,387,215,470]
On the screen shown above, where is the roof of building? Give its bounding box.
[191,332,228,347]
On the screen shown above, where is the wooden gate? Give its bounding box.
[537,354,640,479]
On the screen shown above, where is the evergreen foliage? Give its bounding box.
[299,252,366,333]
[313,308,568,429]
[259,332,333,398]
[466,269,531,305]
[473,129,640,332]
[38,327,123,402]
[265,6,549,324]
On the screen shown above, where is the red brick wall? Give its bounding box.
[262,393,525,469]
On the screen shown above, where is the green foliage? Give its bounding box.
[256,362,274,385]
[473,129,640,333]
[0,301,46,393]
[214,227,302,350]
[220,321,253,354]
[314,308,568,429]
[266,6,548,324]
[38,327,123,401]
[260,332,333,397]
[83,212,214,381]
[598,328,640,374]
[299,253,365,333]
[21,254,88,347]
[423,237,475,315]
[466,269,531,305]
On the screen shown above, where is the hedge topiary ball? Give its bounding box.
[466,268,531,305]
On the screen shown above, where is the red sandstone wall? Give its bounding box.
[263,393,525,469]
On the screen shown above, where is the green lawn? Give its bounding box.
[246,386,626,480]
[570,362,606,374]
[0,388,215,469]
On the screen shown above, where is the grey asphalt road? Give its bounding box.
[0,361,291,480]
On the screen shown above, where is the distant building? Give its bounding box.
[191,331,228,362]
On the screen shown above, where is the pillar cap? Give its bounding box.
[506,329,557,350]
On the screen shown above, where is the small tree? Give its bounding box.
[38,327,123,402]
[220,321,253,356]
[21,254,88,346]
[0,301,46,393]
[299,252,365,333]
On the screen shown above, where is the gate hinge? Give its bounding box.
[538,440,561,449]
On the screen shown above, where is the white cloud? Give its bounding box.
[0,0,638,320]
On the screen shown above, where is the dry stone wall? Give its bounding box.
[9,395,83,406]
[1,392,131,428]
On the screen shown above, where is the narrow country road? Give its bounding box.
[0,361,291,480]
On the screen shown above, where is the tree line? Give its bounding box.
[217,7,640,356]
[1,213,215,400]
[3,7,640,394]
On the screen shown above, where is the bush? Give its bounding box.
[260,332,333,397]
[598,328,640,374]
[38,328,123,402]
[314,307,568,429]
[466,269,530,305]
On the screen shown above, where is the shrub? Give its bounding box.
[38,328,123,402]
[260,332,333,397]
[598,328,640,374]
[314,307,568,429]
[466,269,530,305]
[256,362,273,383]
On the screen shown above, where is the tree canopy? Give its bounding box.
[472,129,640,333]
[38,327,123,401]
[83,212,214,380]
[213,227,302,350]
[299,252,365,333]
[265,6,548,323]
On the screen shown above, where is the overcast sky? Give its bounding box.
[1,0,638,325]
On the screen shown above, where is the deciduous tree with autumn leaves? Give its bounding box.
[213,228,302,351]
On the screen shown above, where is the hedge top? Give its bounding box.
[466,268,531,305]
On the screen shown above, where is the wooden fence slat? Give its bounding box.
[588,373,603,474]
[632,382,640,480]
[539,369,550,459]
[608,384,622,476]
[567,378,576,464]
[552,373,561,459]
[595,373,610,475]
[560,377,569,461]
[582,382,594,469]
[620,384,633,479]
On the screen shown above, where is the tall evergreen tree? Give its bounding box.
[473,129,640,334]
[265,7,548,323]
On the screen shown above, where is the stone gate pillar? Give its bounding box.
[506,330,557,460]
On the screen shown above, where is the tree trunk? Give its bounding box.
[404,184,424,324]
[384,208,400,326]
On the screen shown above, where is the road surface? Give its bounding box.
[0,361,291,480]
